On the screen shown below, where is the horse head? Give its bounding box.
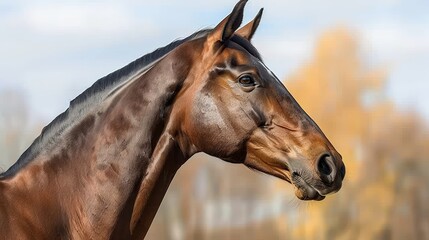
[174,0,345,201]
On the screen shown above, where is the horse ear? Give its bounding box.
[236,8,263,41]
[208,0,247,44]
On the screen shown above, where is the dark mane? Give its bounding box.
[230,34,262,61]
[0,29,211,179]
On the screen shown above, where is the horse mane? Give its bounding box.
[0,29,211,179]
[230,34,262,61]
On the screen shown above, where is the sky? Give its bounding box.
[0,0,428,122]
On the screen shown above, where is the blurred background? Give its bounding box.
[1,0,428,239]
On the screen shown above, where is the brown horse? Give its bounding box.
[0,1,345,239]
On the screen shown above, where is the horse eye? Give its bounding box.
[238,75,255,86]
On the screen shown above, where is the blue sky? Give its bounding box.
[0,0,428,122]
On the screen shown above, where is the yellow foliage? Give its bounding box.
[276,28,429,240]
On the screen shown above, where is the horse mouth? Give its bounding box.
[291,172,325,201]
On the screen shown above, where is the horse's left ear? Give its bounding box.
[236,8,263,41]
[208,0,247,44]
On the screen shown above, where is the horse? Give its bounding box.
[0,1,345,239]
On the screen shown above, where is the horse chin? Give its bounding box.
[291,173,326,201]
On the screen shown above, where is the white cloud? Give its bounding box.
[21,3,155,37]
[0,2,161,71]
[361,22,429,61]
[0,2,159,42]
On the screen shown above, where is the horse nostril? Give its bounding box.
[340,164,346,180]
[317,154,336,184]
[318,154,332,175]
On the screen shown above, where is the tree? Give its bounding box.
[283,28,390,239]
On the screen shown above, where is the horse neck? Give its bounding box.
[109,51,195,238]
[1,46,196,238]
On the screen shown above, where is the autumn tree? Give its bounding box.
[282,27,429,240]
[283,27,389,239]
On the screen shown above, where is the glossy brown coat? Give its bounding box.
[0,1,345,239]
